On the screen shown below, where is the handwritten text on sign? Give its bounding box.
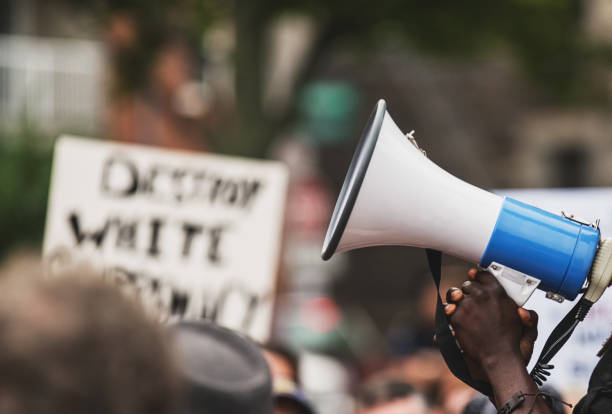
[43,136,288,341]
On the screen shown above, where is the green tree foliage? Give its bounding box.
[0,129,53,258]
[66,0,603,156]
[226,0,594,156]
[3,0,602,256]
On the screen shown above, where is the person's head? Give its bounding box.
[260,343,316,414]
[269,377,314,414]
[261,343,300,384]
[152,39,194,96]
[357,378,430,414]
[172,321,273,414]
[0,274,179,414]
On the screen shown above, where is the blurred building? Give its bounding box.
[0,0,104,135]
[510,0,612,188]
[585,0,612,43]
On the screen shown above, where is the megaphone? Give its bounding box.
[322,99,612,306]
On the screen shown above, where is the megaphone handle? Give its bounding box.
[426,249,494,397]
[484,263,540,307]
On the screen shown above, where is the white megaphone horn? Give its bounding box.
[322,99,612,306]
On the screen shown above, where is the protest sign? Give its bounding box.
[496,188,612,402]
[43,136,289,341]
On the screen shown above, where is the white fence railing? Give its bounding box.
[0,35,105,132]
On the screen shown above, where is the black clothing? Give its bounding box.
[573,344,612,414]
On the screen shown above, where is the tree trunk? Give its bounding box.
[233,0,268,157]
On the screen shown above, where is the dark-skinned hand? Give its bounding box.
[443,268,538,382]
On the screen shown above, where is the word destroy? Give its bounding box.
[101,155,263,208]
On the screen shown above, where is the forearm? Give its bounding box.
[483,353,552,414]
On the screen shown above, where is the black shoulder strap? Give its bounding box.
[530,296,593,385]
[426,249,493,396]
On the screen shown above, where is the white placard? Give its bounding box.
[43,136,288,341]
[496,188,612,402]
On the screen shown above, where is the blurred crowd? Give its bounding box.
[0,269,503,414]
[2,1,611,413]
[0,263,574,414]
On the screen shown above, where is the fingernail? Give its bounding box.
[468,268,477,280]
[446,287,461,302]
[450,289,463,302]
[461,280,472,289]
[433,334,437,345]
[517,308,533,327]
[444,303,456,315]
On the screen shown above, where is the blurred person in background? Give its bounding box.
[380,266,477,414]
[172,321,274,414]
[261,343,316,414]
[357,378,432,414]
[383,347,474,414]
[387,266,470,356]
[0,273,179,414]
[105,10,212,152]
[268,377,315,414]
[262,343,300,384]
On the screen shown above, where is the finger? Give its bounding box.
[528,310,538,327]
[467,268,478,281]
[521,310,539,340]
[444,303,457,316]
[473,270,498,285]
[520,312,539,363]
[461,280,475,295]
[446,287,464,303]
[474,270,508,298]
[525,310,538,332]
[517,307,533,327]
[518,308,539,327]
[524,320,538,344]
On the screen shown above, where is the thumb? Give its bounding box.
[519,310,539,363]
[523,309,538,342]
[518,307,536,328]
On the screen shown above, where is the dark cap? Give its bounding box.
[173,321,273,414]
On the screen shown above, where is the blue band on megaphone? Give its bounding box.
[480,197,599,300]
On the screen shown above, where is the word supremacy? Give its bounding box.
[101,155,263,208]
